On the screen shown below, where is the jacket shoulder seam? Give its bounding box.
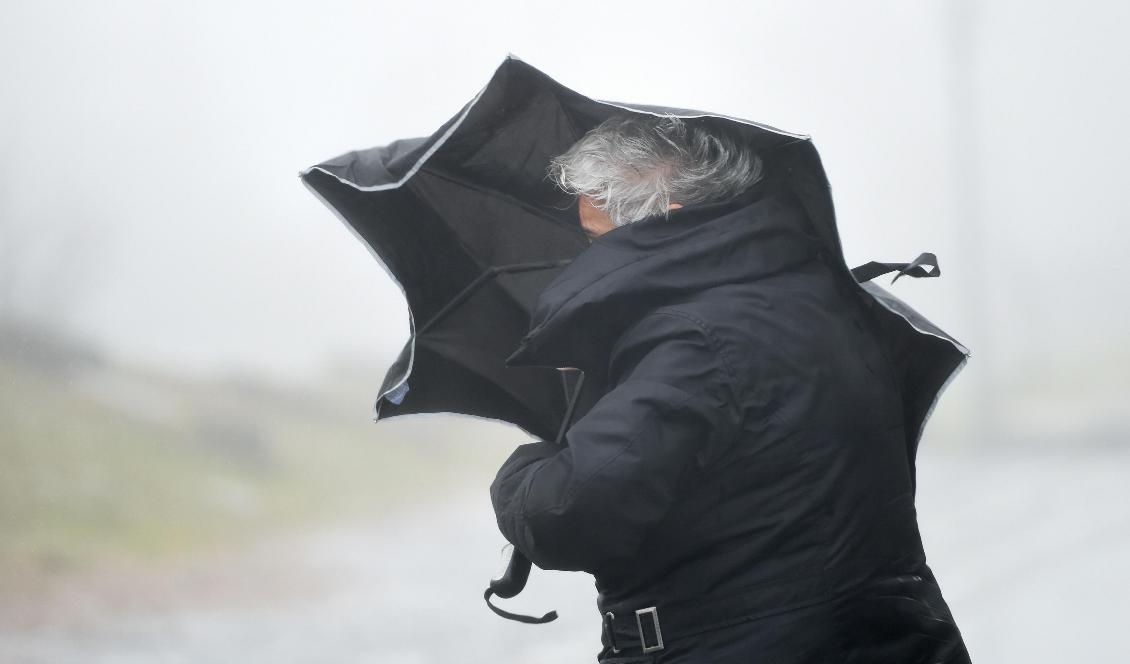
[646,309,743,395]
[515,390,699,518]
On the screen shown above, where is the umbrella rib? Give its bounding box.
[406,166,587,340]
[418,166,585,239]
[417,260,573,336]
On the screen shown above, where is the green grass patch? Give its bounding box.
[0,356,515,578]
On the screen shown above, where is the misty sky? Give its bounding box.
[2,0,1127,403]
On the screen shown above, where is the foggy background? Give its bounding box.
[1,1,1126,662]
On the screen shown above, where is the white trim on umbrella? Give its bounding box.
[299,176,416,421]
[859,280,972,357]
[914,354,970,453]
[297,53,810,193]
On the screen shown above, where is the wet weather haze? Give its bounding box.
[1,1,1127,662]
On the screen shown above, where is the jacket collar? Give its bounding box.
[504,172,825,379]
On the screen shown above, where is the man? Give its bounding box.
[490,114,972,663]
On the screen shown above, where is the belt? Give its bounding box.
[598,555,929,655]
[599,570,831,655]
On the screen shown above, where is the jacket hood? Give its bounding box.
[504,172,825,378]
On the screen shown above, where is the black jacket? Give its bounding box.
[490,174,971,662]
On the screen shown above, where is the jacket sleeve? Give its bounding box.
[489,310,742,573]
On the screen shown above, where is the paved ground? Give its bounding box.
[1,446,1127,663]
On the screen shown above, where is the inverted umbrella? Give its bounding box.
[300,147,588,442]
[298,53,969,622]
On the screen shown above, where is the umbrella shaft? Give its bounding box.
[554,370,586,445]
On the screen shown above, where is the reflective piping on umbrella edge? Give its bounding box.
[299,176,416,421]
[453,409,551,443]
[856,281,972,357]
[296,55,810,193]
[595,100,811,140]
[504,52,812,140]
[853,279,972,452]
[296,79,491,192]
[913,353,969,452]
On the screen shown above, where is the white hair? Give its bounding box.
[547,114,765,227]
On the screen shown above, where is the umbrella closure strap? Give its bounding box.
[849,252,940,285]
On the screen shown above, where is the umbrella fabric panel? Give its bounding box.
[305,167,569,438]
[369,246,573,441]
[427,67,586,217]
[303,97,471,190]
[404,170,586,273]
[304,135,432,190]
[303,169,483,325]
[378,342,561,441]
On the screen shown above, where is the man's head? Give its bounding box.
[548,114,765,239]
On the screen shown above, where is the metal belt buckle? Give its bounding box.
[635,606,664,653]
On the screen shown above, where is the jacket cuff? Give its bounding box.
[490,440,561,551]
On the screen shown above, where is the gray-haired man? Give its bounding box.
[491,114,971,663]
[550,114,763,238]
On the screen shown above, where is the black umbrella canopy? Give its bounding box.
[299,54,969,474]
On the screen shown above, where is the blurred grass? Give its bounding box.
[0,348,519,582]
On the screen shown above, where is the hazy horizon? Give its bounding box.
[3,1,1126,398]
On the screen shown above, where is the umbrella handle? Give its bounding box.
[484,547,557,624]
[554,370,586,445]
[483,370,586,624]
[490,543,531,598]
